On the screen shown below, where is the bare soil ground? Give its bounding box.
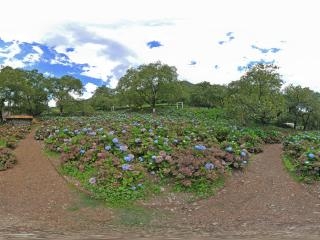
[1,130,320,239]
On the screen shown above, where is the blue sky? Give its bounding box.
[0,0,319,100]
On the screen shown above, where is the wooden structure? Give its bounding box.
[4,115,33,126]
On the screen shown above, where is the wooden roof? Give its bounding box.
[5,115,33,120]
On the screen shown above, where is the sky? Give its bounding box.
[0,0,319,100]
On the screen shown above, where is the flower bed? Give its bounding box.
[283,132,320,182]
[35,111,282,203]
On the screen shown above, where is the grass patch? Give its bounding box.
[67,191,105,211]
[174,175,225,200]
[60,162,160,207]
[282,155,305,182]
[114,205,164,227]
[0,139,6,147]
[44,148,61,159]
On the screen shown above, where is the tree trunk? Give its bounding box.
[0,99,4,122]
[151,96,156,113]
[59,105,63,115]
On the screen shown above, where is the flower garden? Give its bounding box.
[0,124,31,170]
[34,109,283,204]
[283,131,320,182]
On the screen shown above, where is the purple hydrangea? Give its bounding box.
[89,177,96,184]
[205,162,215,170]
[124,154,134,162]
[121,164,132,171]
[112,138,119,144]
[119,144,128,152]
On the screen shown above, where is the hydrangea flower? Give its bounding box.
[154,139,158,144]
[205,162,215,170]
[80,149,86,154]
[89,177,96,184]
[121,164,132,171]
[225,146,233,153]
[119,144,128,152]
[240,150,247,157]
[308,153,315,159]
[194,145,206,151]
[138,156,144,162]
[112,138,119,144]
[105,145,111,151]
[135,138,142,144]
[124,154,134,162]
[131,186,137,190]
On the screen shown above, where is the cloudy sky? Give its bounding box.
[0,0,319,99]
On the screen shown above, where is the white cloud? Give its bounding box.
[0,0,320,92]
[82,82,98,99]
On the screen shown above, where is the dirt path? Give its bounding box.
[1,131,320,239]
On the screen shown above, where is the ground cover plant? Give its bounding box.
[0,124,31,170]
[35,109,283,204]
[283,131,320,182]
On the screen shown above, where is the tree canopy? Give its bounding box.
[226,64,285,125]
[117,61,179,111]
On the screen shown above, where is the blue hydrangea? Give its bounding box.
[308,153,315,159]
[225,146,233,153]
[194,145,206,151]
[80,149,86,154]
[124,154,134,162]
[205,162,215,170]
[121,164,131,171]
[88,131,97,136]
[240,150,247,157]
[151,155,157,161]
[112,138,119,144]
[105,145,111,151]
[138,156,144,162]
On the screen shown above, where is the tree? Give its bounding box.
[226,64,285,125]
[190,82,227,108]
[89,86,116,111]
[20,70,52,115]
[0,66,27,120]
[51,75,83,114]
[117,61,178,111]
[284,84,320,130]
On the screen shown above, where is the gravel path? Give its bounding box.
[1,131,320,239]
